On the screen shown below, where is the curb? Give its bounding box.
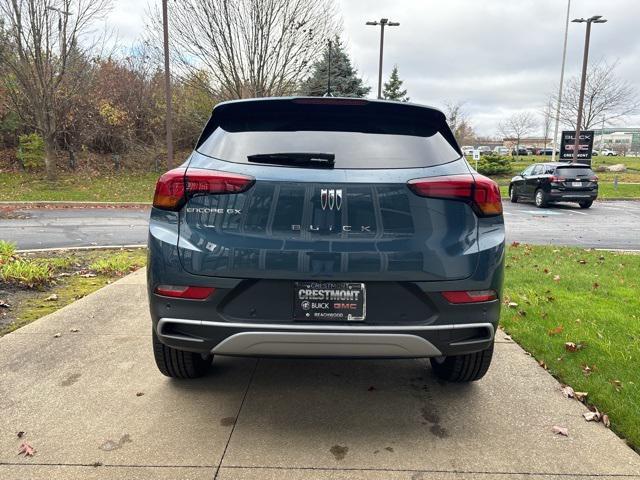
[17,244,147,254]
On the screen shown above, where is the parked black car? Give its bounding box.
[511,147,529,156]
[509,162,598,208]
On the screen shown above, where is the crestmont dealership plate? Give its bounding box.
[293,282,366,321]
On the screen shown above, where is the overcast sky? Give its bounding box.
[105,0,640,137]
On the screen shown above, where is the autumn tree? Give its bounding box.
[147,0,338,100]
[554,60,640,130]
[382,65,409,102]
[0,0,111,179]
[443,100,476,146]
[299,36,370,97]
[499,112,537,159]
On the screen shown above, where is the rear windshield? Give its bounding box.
[195,98,461,169]
[556,167,594,176]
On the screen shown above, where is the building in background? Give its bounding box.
[502,137,552,150]
[594,128,640,155]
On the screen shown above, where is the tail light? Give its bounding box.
[550,176,566,183]
[153,168,254,210]
[154,285,215,299]
[442,290,497,304]
[589,176,598,182]
[407,174,502,217]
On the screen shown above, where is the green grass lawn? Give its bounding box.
[0,171,159,202]
[502,245,640,450]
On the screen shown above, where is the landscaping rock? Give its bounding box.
[606,164,626,172]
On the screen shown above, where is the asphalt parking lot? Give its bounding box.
[1,270,639,479]
[2,200,640,250]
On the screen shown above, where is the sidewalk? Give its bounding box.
[1,269,639,479]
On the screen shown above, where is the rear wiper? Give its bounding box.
[247,152,335,169]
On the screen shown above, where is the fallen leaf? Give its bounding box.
[553,275,561,282]
[136,392,144,397]
[592,282,600,289]
[574,392,588,402]
[561,386,575,398]
[0,300,10,308]
[548,325,564,336]
[511,241,520,247]
[53,333,61,338]
[81,273,97,278]
[552,426,569,436]
[45,294,58,301]
[602,414,611,427]
[578,259,587,264]
[16,431,25,438]
[17,442,35,457]
[517,310,527,317]
[582,365,592,376]
[538,360,548,370]
[507,302,518,308]
[565,342,578,352]
[70,328,79,333]
[583,411,601,422]
[543,268,549,274]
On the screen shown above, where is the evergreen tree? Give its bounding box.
[299,37,371,97]
[382,65,409,102]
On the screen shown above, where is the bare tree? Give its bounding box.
[443,100,476,146]
[499,112,537,159]
[0,0,111,179]
[553,60,640,130]
[147,0,339,100]
[540,99,554,150]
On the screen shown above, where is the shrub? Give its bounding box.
[89,253,143,276]
[0,240,16,261]
[475,153,512,176]
[0,260,52,287]
[17,133,45,169]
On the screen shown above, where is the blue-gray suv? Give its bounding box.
[147,97,505,381]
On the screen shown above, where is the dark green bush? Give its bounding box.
[475,153,512,175]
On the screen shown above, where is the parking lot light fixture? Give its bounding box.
[366,18,400,99]
[570,15,607,163]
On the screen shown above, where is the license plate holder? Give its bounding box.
[293,282,366,321]
[571,181,583,187]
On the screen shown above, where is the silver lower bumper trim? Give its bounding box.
[211,332,442,357]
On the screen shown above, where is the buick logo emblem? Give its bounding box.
[320,189,342,211]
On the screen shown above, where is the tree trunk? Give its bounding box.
[44,136,57,181]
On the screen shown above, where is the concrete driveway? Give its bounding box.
[1,270,639,480]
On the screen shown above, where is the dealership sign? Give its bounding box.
[560,130,594,162]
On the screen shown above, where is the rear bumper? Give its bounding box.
[549,189,597,201]
[154,317,497,358]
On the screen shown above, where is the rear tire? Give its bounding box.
[534,189,548,208]
[430,344,494,382]
[578,200,593,209]
[509,187,518,203]
[152,330,212,378]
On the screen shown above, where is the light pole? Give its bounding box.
[326,40,332,96]
[366,18,400,99]
[551,0,570,163]
[162,0,174,170]
[571,15,607,163]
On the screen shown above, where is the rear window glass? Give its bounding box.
[556,167,594,176]
[195,99,461,169]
